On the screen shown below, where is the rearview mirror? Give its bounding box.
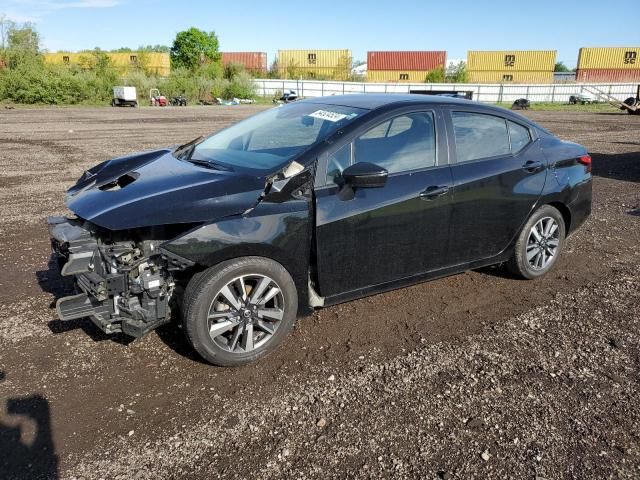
[342,162,388,188]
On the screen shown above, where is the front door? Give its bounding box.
[314,110,453,297]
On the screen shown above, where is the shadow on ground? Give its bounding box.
[0,371,59,480]
[591,151,640,183]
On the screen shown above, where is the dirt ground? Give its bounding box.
[0,105,638,480]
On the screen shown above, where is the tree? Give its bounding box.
[223,62,243,80]
[425,67,445,83]
[0,14,14,50]
[2,21,42,69]
[170,28,220,70]
[7,22,39,53]
[446,61,469,83]
[554,61,570,72]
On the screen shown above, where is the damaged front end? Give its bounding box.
[49,216,193,337]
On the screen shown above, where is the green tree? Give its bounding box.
[268,58,279,78]
[554,61,570,72]
[425,67,445,83]
[3,21,42,69]
[447,61,469,83]
[7,22,39,52]
[170,28,220,70]
[0,14,13,50]
[139,44,170,53]
[223,62,243,80]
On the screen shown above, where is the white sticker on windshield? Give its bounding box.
[308,109,348,122]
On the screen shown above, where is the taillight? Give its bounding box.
[578,154,592,173]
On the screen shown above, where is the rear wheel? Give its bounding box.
[183,257,298,366]
[507,205,566,279]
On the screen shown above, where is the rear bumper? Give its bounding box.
[567,178,592,236]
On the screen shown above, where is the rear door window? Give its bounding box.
[451,112,510,162]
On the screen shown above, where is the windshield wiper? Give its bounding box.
[186,158,232,171]
[174,136,204,159]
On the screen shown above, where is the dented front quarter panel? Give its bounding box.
[161,169,315,314]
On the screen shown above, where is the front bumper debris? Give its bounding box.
[48,216,174,338]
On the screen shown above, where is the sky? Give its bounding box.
[2,0,639,68]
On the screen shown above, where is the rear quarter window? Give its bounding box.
[508,120,532,153]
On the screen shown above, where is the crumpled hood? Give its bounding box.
[66,149,266,230]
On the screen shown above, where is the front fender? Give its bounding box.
[161,198,313,314]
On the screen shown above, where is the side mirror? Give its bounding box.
[342,162,388,188]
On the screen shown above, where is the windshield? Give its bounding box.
[183,102,367,172]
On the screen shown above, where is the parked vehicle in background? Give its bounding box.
[111,86,137,107]
[511,98,531,110]
[622,85,640,115]
[171,95,188,106]
[150,88,168,106]
[49,95,592,367]
[569,93,597,105]
[274,90,298,103]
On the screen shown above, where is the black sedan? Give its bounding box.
[49,95,592,366]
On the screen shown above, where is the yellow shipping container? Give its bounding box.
[43,52,170,76]
[367,70,436,83]
[278,49,352,80]
[467,50,556,72]
[577,47,640,70]
[469,70,554,84]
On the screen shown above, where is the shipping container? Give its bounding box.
[577,47,640,70]
[467,50,556,72]
[367,70,439,83]
[44,52,170,76]
[575,68,640,83]
[278,49,352,80]
[367,51,446,71]
[221,52,267,73]
[468,70,554,84]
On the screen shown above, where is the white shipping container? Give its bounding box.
[113,86,137,101]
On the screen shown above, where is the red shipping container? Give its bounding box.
[575,68,640,83]
[221,52,267,72]
[367,51,446,71]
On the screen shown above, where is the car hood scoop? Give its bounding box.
[66,149,266,230]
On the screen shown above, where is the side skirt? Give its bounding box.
[321,252,511,309]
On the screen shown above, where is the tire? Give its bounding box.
[182,257,298,366]
[507,205,566,280]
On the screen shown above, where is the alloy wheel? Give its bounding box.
[207,274,285,353]
[526,216,560,271]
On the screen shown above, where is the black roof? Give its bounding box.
[303,94,545,131]
[304,93,475,110]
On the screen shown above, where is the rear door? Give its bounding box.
[444,109,547,265]
[314,108,453,297]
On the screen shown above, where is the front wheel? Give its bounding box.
[507,205,566,279]
[182,257,298,366]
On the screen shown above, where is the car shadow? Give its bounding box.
[591,151,640,183]
[0,371,59,480]
[154,315,212,366]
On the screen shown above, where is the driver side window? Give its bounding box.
[324,111,436,185]
[354,112,436,174]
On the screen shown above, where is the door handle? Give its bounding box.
[522,160,544,172]
[420,185,450,200]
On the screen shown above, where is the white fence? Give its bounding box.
[254,79,638,103]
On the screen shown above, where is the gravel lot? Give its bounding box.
[0,105,638,479]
